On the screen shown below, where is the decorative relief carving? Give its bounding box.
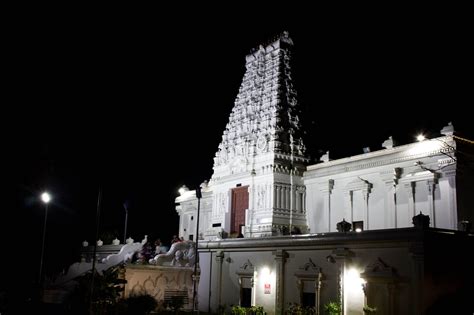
[239,259,254,271]
[218,193,228,214]
[212,33,308,174]
[257,134,268,152]
[126,268,194,305]
[236,259,255,277]
[256,185,267,209]
[297,258,321,273]
[361,257,398,279]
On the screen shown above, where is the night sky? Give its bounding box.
[3,14,473,295]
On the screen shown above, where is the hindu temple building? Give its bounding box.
[174,32,473,314]
[54,32,472,315]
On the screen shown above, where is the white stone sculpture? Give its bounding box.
[149,240,196,267]
[97,239,103,246]
[441,122,454,136]
[102,242,143,265]
[82,240,88,247]
[126,237,134,244]
[112,238,120,245]
[382,136,394,149]
[320,151,330,163]
[52,241,144,289]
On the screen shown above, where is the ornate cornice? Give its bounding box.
[305,136,455,179]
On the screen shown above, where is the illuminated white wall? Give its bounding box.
[255,266,276,313]
[305,136,458,233]
[344,267,365,315]
[198,252,212,311]
[198,239,418,315]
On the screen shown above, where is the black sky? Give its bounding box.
[3,12,473,290]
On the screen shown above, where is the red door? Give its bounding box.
[231,186,249,234]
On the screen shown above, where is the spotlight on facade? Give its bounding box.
[416,134,425,142]
[344,267,366,308]
[353,221,363,233]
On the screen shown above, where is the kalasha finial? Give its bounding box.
[337,218,352,233]
[412,212,430,229]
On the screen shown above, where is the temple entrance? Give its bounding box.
[231,186,249,235]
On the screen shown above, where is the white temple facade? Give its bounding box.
[304,131,459,233]
[175,33,468,241]
[175,33,473,314]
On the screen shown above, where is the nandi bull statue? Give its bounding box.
[149,240,196,267]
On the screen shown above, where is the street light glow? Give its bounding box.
[416,134,425,142]
[41,192,51,203]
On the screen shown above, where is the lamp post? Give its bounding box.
[38,192,51,289]
[192,186,202,313]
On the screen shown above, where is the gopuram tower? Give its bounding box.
[176,32,310,239]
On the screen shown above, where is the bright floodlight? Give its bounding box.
[416,134,425,142]
[41,192,51,203]
[355,228,362,233]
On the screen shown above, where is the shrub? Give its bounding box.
[323,301,341,315]
[363,305,377,314]
[287,302,316,315]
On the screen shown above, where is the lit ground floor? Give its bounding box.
[196,227,473,315]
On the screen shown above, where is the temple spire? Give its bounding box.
[212,32,308,178]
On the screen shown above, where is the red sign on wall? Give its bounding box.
[264,283,271,294]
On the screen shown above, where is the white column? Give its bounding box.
[405,182,416,218]
[363,183,372,230]
[342,192,351,232]
[282,186,287,210]
[215,251,225,308]
[383,180,396,228]
[447,173,457,229]
[349,191,354,223]
[276,186,281,209]
[320,180,334,233]
[273,185,277,209]
[427,180,436,227]
[363,189,370,229]
[302,189,306,213]
[295,189,300,212]
[273,250,288,315]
